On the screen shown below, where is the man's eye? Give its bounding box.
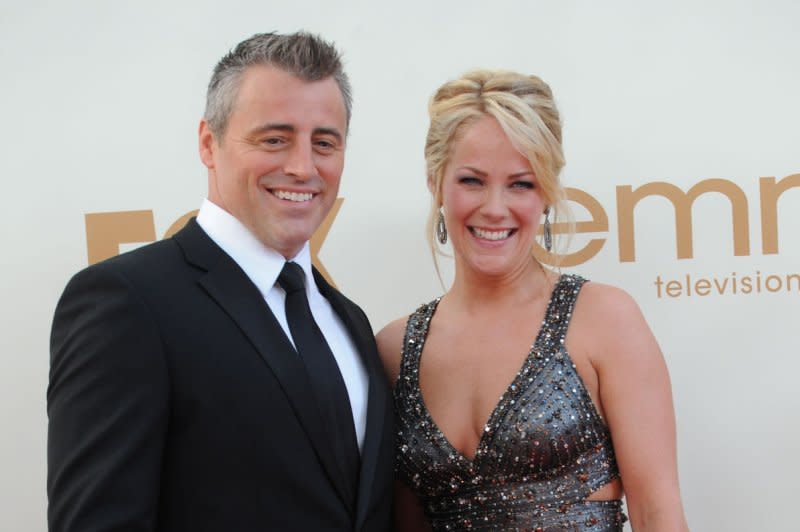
[263,137,285,146]
[314,138,337,150]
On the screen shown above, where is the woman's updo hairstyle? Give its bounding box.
[424,69,569,266]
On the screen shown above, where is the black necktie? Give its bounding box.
[278,261,360,505]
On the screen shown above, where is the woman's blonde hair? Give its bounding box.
[424,69,571,274]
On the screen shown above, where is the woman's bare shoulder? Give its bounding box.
[571,279,655,363]
[575,280,643,327]
[376,315,411,385]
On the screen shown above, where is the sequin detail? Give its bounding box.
[395,274,627,531]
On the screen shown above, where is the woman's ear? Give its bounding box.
[427,173,436,196]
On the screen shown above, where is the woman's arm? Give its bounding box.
[376,317,433,531]
[580,283,689,531]
[393,480,433,532]
[375,316,407,385]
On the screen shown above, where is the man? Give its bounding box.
[47,32,394,531]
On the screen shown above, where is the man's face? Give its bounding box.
[199,65,347,258]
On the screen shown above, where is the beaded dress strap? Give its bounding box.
[545,274,587,345]
[397,299,440,386]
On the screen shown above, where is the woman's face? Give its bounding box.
[440,115,546,280]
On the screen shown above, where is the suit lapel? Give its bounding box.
[173,220,352,509]
[314,269,389,529]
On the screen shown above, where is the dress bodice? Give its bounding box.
[394,275,627,531]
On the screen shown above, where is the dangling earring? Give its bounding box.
[543,207,552,252]
[436,208,448,245]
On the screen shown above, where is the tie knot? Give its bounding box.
[278,261,306,294]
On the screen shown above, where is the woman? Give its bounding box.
[377,70,688,531]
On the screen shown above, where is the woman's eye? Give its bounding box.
[458,176,482,185]
[511,180,535,189]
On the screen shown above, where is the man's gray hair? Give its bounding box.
[204,31,352,138]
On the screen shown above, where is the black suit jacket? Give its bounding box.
[47,219,394,531]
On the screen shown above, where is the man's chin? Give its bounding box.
[258,229,315,259]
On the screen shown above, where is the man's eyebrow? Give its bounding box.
[248,124,343,143]
[250,123,295,135]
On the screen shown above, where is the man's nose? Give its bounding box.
[283,141,315,181]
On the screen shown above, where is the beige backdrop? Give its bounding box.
[2,1,798,530]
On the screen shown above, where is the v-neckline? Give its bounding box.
[413,274,565,468]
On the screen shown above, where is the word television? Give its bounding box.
[654,271,800,298]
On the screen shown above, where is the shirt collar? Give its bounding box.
[195,198,315,297]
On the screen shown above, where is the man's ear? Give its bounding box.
[198,119,217,169]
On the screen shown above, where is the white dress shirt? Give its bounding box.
[196,198,369,450]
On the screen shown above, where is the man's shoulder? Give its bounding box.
[314,270,372,329]
[66,236,192,299]
[314,270,358,305]
[327,284,359,308]
[88,217,209,275]
[92,237,183,275]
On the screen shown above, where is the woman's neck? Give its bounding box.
[446,258,555,313]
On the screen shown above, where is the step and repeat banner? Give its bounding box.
[2,1,797,530]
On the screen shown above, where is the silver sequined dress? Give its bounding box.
[395,275,627,531]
